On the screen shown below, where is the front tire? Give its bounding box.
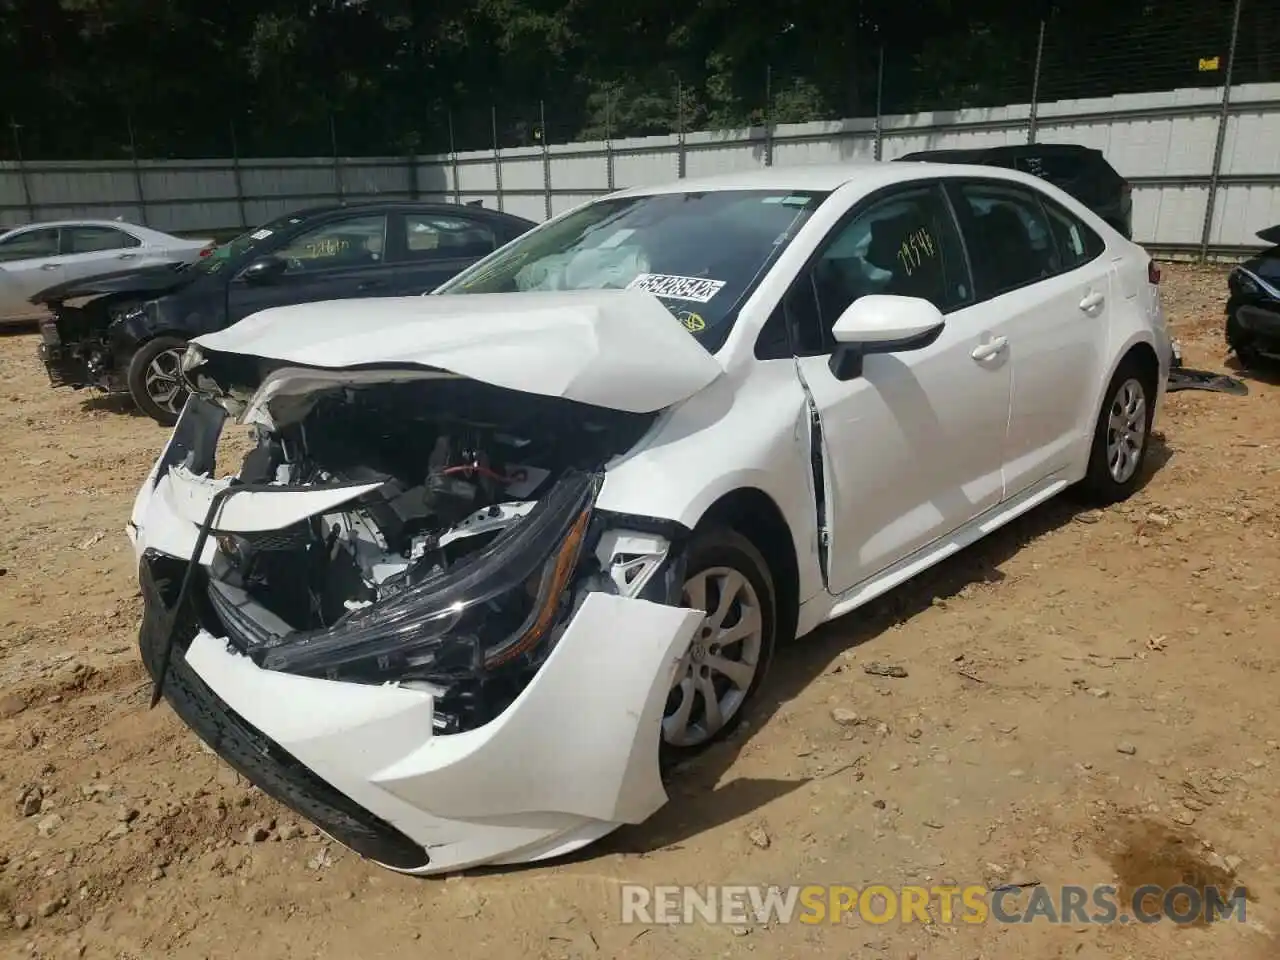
[1226,310,1263,369]
[660,528,776,761]
[1079,358,1156,504]
[127,335,190,426]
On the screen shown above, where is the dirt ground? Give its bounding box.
[0,264,1277,960]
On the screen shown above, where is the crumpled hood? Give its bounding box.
[31,263,194,305]
[191,289,725,414]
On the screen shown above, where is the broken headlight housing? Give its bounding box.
[248,471,596,685]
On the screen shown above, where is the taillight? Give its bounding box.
[1147,260,1161,285]
[199,245,214,257]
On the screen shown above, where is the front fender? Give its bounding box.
[595,362,824,607]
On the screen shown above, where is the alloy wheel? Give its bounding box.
[663,566,764,749]
[1105,377,1147,484]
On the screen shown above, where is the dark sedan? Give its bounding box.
[896,144,1134,240]
[34,201,536,424]
[1226,224,1280,369]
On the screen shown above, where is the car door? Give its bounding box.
[0,227,65,320]
[60,224,149,281]
[787,182,1013,597]
[384,211,500,294]
[226,212,393,323]
[947,179,1109,496]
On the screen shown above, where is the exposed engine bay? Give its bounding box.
[191,376,664,732]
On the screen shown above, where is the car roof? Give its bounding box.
[1,219,153,233]
[608,161,1066,199]
[276,200,536,225]
[898,143,1102,162]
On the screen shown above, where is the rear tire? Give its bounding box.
[127,335,190,426]
[1078,357,1157,504]
[659,528,777,765]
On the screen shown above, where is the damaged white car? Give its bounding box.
[129,164,1172,875]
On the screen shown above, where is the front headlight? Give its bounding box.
[109,303,146,325]
[249,471,596,683]
[180,343,205,374]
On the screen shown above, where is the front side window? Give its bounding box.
[0,227,60,262]
[436,189,827,352]
[66,225,140,253]
[274,215,388,274]
[194,212,308,275]
[953,181,1061,297]
[772,183,972,356]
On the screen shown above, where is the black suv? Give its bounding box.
[896,144,1133,239]
[34,201,535,424]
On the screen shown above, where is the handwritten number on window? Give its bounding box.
[895,226,936,277]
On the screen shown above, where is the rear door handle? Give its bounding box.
[971,336,1008,362]
[1079,292,1105,312]
[40,263,59,271]
[117,252,138,260]
[356,280,384,291]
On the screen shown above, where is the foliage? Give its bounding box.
[0,0,1269,159]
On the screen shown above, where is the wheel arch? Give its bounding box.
[694,486,800,647]
[1091,334,1163,433]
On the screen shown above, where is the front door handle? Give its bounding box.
[971,336,1009,362]
[356,280,384,291]
[117,252,138,260]
[40,263,59,271]
[1079,291,1105,312]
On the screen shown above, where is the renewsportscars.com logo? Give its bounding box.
[619,883,1249,926]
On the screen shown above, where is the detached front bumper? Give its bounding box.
[131,401,700,875]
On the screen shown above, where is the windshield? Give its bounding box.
[191,213,305,274]
[436,189,828,351]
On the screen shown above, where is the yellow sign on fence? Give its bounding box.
[1199,56,1221,72]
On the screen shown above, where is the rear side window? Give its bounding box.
[66,226,141,253]
[399,214,496,262]
[1013,154,1086,184]
[951,182,1060,298]
[1041,198,1105,271]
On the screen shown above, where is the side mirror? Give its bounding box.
[829,295,946,381]
[239,255,287,284]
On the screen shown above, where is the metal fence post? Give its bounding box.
[764,66,774,167]
[127,114,148,226]
[874,48,885,161]
[676,79,687,178]
[229,120,248,229]
[1199,0,1245,261]
[540,100,552,219]
[605,90,616,192]
[492,106,504,212]
[9,118,36,223]
[329,112,344,203]
[1028,19,1047,144]
[448,112,461,204]
[407,149,419,199]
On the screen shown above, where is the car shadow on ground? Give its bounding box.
[78,393,148,419]
[597,436,1176,859]
[1224,355,1280,387]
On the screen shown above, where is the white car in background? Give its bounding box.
[127,163,1172,876]
[0,220,213,324]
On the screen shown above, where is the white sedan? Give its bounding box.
[127,162,1172,875]
[0,220,213,324]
